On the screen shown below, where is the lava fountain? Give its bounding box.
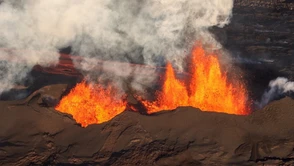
[56,44,249,127]
[55,81,127,127]
[141,45,249,115]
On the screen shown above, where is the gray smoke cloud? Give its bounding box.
[258,77,294,108]
[0,0,234,94]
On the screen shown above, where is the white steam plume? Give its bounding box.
[258,77,294,108]
[0,0,234,94]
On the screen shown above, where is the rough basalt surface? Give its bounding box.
[225,0,293,64]
[211,0,294,101]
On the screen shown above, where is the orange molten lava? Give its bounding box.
[142,45,248,115]
[55,82,126,127]
[141,62,189,113]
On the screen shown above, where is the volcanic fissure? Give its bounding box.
[55,44,250,127]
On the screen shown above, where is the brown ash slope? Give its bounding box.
[0,83,294,166]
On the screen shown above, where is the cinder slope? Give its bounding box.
[0,86,293,166]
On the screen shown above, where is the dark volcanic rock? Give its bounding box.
[225,0,294,64]
[41,95,59,107]
[5,84,68,106]
[0,93,294,165]
[211,0,294,101]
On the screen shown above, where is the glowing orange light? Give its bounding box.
[56,44,249,127]
[141,45,248,115]
[55,81,126,127]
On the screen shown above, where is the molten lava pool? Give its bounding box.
[55,44,249,127]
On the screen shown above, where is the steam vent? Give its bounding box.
[0,0,294,165]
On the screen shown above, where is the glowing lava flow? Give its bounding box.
[141,45,248,115]
[55,82,126,127]
[56,45,248,127]
[141,62,189,113]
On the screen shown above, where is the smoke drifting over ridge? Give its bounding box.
[0,0,234,94]
[259,77,294,108]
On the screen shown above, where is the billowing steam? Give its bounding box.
[0,0,234,94]
[258,77,294,108]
